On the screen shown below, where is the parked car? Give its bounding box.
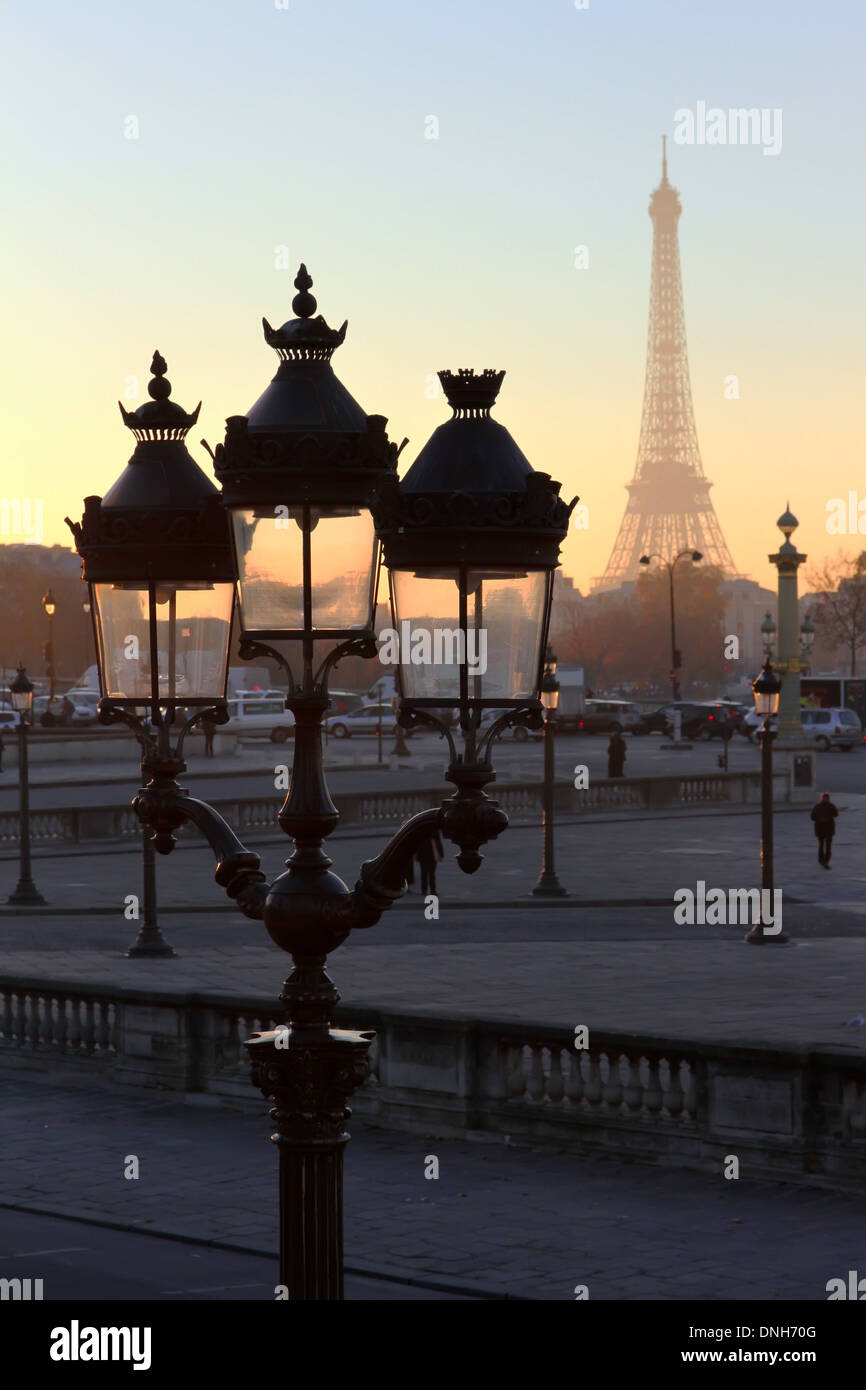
[67,690,100,725]
[222,694,295,742]
[325,702,410,738]
[0,708,21,732]
[797,707,862,751]
[743,707,863,751]
[576,699,641,735]
[634,701,738,740]
[478,707,543,742]
[328,689,366,718]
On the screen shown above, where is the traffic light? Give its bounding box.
[673,649,682,670]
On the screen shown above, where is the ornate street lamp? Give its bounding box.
[374,367,575,867]
[67,274,575,1301]
[745,659,787,944]
[639,548,702,702]
[7,665,46,907]
[800,613,815,673]
[41,585,57,710]
[66,350,237,955]
[761,611,776,660]
[532,645,566,896]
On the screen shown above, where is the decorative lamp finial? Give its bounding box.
[118,351,201,439]
[777,504,798,539]
[291,264,317,319]
[438,368,505,418]
[148,350,171,401]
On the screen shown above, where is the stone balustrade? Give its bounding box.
[0,771,789,848]
[1,977,864,1191]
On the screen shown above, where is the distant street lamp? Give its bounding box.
[639,549,702,701]
[41,587,57,705]
[533,647,566,897]
[7,665,47,907]
[745,659,786,944]
[800,614,815,673]
[761,612,776,660]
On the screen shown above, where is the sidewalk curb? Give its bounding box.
[0,1200,518,1300]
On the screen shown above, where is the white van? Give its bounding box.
[223,694,294,742]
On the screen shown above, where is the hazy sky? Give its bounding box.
[3,0,864,594]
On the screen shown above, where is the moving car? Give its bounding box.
[325,702,409,738]
[222,694,295,742]
[634,701,738,740]
[743,707,863,751]
[576,699,641,735]
[478,707,543,742]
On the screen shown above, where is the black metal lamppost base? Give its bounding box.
[532,874,568,898]
[8,881,47,907]
[124,930,177,958]
[743,925,791,945]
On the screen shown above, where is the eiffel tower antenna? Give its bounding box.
[595,150,737,590]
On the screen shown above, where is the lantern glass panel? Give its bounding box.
[390,566,548,702]
[231,505,377,634]
[93,581,233,702]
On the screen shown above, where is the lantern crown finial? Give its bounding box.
[439,368,505,418]
[262,264,348,362]
[291,263,317,319]
[118,351,201,441]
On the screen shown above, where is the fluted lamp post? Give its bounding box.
[745,659,787,944]
[639,548,702,702]
[68,272,575,1301]
[7,665,46,906]
[533,647,566,896]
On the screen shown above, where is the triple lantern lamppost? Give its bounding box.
[66,265,576,1301]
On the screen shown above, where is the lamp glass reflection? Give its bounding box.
[92,581,233,702]
[230,505,377,635]
[390,567,548,702]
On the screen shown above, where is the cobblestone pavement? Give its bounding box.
[3,800,866,917]
[0,1080,863,1301]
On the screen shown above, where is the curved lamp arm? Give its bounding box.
[133,785,268,921]
[326,807,444,930]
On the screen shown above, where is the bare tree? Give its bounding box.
[806,551,866,676]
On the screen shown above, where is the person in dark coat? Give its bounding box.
[810,791,838,868]
[202,714,216,758]
[607,731,627,779]
[415,830,444,897]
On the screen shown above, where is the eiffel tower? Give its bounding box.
[595,141,737,590]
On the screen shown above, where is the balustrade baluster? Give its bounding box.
[526,1046,545,1102]
[644,1057,664,1114]
[545,1049,564,1104]
[602,1051,623,1110]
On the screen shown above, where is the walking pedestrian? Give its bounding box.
[810,791,838,869]
[202,714,216,758]
[607,730,627,779]
[415,830,444,897]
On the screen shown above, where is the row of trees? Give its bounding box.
[551,564,730,695]
[806,551,866,676]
